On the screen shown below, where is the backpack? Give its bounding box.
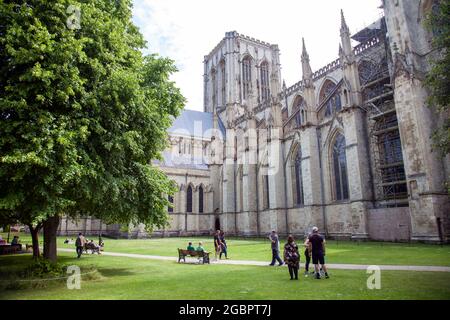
[75,237,82,247]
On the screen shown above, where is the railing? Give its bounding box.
[281,35,383,98]
[353,36,381,56]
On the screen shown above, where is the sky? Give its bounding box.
[132,0,384,111]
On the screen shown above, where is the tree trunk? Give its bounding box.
[28,225,41,259]
[43,215,60,263]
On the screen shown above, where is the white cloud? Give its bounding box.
[132,0,383,111]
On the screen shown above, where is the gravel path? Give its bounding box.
[57,248,450,272]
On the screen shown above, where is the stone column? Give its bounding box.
[342,108,372,240]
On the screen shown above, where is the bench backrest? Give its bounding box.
[178,249,202,256]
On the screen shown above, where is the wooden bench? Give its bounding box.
[178,249,210,264]
[0,244,22,255]
[84,242,102,254]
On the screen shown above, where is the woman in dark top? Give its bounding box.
[219,231,228,259]
[284,235,300,280]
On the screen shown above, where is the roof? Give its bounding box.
[154,151,209,170]
[168,109,226,139]
[351,17,386,43]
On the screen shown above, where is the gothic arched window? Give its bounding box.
[320,80,341,117]
[220,60,226,106]
[186,185,193,213]
[168,195,174,213]
[293,146,304,206]
[292,96,305,127]
[211,68,217,109]
[319,80,336,104]
[198,186,204,213]
[242,56,252,100]
[260,61,270,102]
[332,134,349,201]
[264,174,270,209]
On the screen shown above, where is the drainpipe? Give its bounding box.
[185,173,188,234]
[255,145,261,237]
[316,127,328,236]
[234,161,237,236]
[282,138,289,236]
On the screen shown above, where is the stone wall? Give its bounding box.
[367,207,411,242]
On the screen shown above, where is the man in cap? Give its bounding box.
[308,227,329,279]
[269,230,284,266]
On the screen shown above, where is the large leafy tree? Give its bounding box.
[425,0,450,156]
[0,0,184,261]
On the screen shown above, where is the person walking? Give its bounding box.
[214,230,222,260]
[308,227,329,279]
[269,230,284,266]
[284,235,300,280]
[303,235,312,277]
[75,232,86,259]
[219,231,229,259]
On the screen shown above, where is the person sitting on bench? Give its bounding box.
[187,242,195,251]
[11,236,20,245]
[196,242,206,252]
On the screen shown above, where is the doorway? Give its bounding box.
[215,217,221,231]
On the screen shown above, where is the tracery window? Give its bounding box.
[186,185,193,213]
[264,174,270,209]
[292,146,304,206]
[220,60,226,106]
[332,134,349,201]
[198,186,204,213]
[375,111,407,200]
[242,56,252,100]
[211,68,217,109]
[292,96,306,127]
[260,61,270,102]
[320,80,341,117]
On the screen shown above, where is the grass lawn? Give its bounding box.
[0,233,449,300]
[2,232,449,266]
[1,252,450,300]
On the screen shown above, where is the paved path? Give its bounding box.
[57,248,450,272]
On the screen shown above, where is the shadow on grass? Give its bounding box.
[97,268,136,277]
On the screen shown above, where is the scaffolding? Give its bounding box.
[356,21,409,207]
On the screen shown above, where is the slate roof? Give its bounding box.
[155,151,209,170]
[168,109,226,139]
[154,109,226,170]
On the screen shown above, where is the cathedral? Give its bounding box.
[58,0,449,243]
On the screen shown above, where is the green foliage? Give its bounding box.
[0,257,100,291]
[0,1,185,231]
[22,258,66,278]
[424,0,450,155]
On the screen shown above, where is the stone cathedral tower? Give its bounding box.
[203,31,283,235]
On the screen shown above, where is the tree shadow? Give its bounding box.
[97,268,136,277]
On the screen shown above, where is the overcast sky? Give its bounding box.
[132,0,383,111]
